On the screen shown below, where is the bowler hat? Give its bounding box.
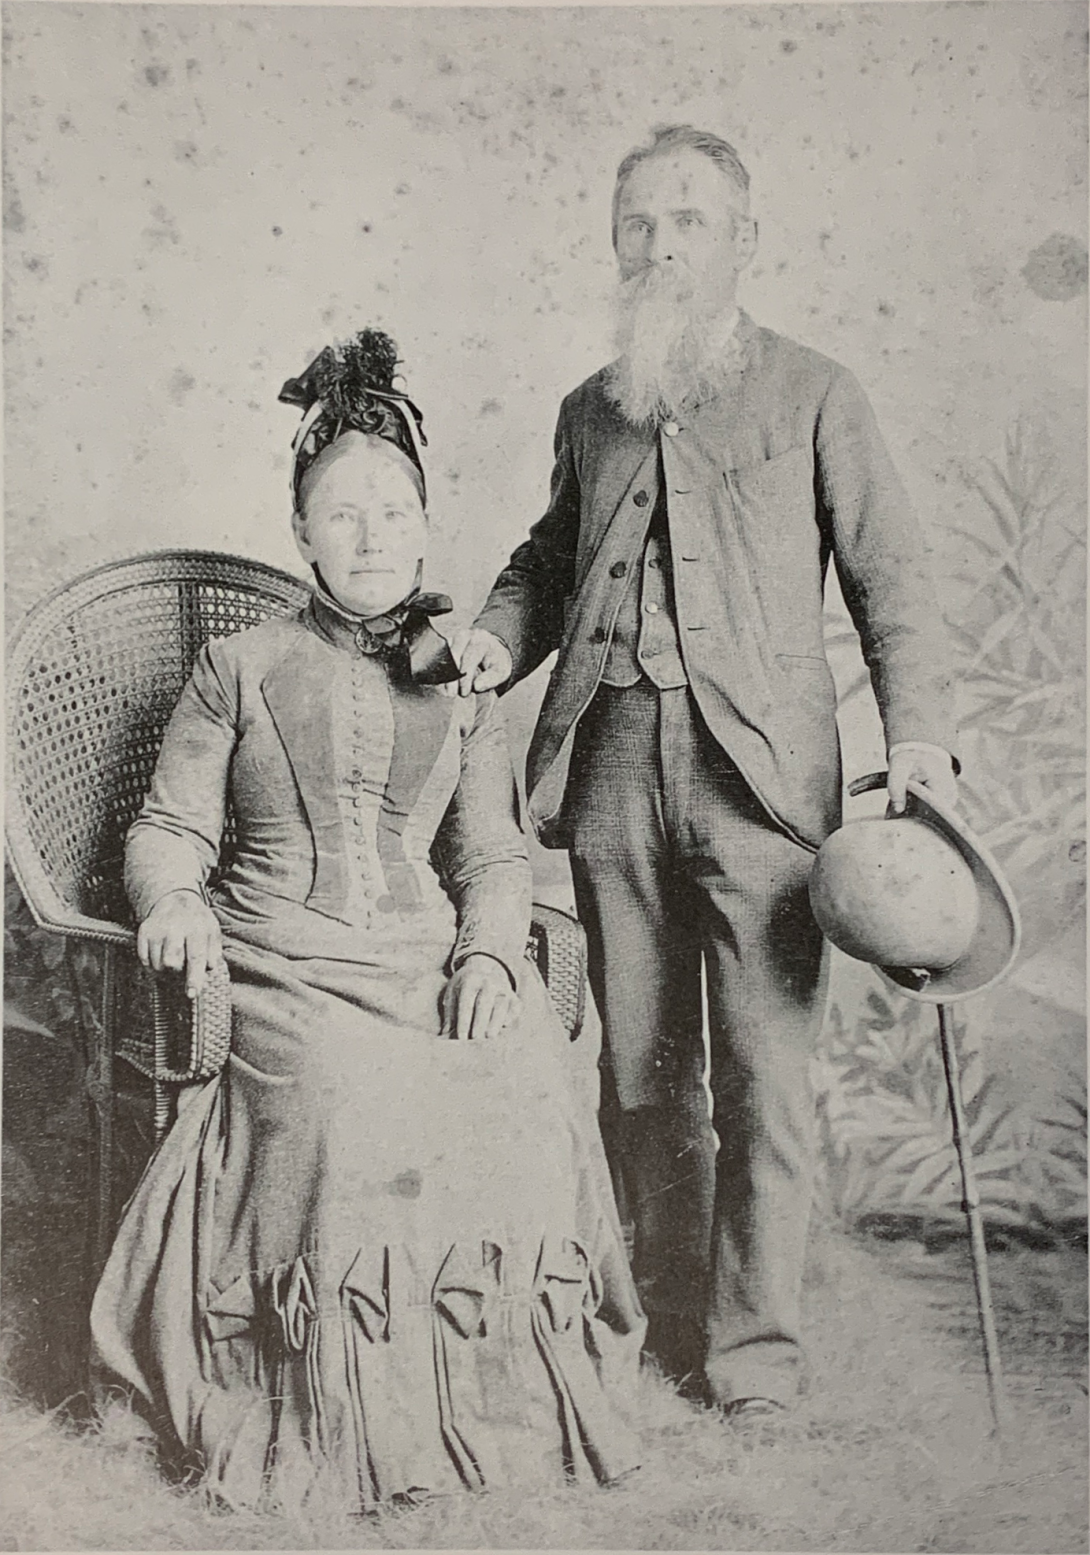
[808,774,1021,1003]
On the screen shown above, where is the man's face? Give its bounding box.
[293,435,426,618]
[613,149,755,307]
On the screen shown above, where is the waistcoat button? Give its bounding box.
[610,560,627,579]
[633,490,650,507]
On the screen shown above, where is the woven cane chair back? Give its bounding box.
[7,549,588,1043]
[6,551,311,943]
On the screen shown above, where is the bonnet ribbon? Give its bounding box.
[279,356,428,503]
[362,588,460,686]
[314,574,459,686]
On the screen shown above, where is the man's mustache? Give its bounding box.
[616,266,706,321]
[621,262,694,296]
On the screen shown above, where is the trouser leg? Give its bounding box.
[660,694,828,1407]
[571,859,715,1327]
[567,685,716,1335]
[701,881,826,1405]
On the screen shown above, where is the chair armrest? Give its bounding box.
[116,907,578,1075]
[526,903,588,1042]
[117,958,232,1084]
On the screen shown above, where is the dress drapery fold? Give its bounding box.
[92,595,644,1511]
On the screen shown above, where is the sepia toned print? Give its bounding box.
[3,3,1086,1549]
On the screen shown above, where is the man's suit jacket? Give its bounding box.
[476,313,958,852]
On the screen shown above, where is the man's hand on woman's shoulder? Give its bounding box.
[450,628,513,698]
[136,889,224,1000]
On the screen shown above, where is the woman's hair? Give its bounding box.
[280,328,427,509]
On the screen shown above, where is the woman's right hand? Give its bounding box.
[136,889,224,1000]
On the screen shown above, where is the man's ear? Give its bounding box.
[736,216,758,271]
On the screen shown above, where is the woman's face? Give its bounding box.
[293,437,426,619]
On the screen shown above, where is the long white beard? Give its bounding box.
[606,266,746,426]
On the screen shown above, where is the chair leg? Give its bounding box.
[84,944,117,1278]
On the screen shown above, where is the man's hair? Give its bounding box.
[612,125,751,242]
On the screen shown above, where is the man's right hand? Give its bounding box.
[136,889,224,1000]
[450,628,513,698]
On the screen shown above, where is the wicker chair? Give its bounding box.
[6,551,587,1269]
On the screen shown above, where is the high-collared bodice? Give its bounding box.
[126,588,532,982]
[300,586,457,928]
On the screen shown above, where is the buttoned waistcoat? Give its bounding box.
[475,314,958,851]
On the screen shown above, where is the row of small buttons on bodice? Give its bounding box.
[341,656,398,919]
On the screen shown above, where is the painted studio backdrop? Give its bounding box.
[4,0,1086,1394]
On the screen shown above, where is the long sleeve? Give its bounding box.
[124,639,239,922]
[474,395,582,685]
[430,691,533,987]
[815,366,959,763]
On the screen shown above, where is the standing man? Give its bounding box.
[455,125,959,1416]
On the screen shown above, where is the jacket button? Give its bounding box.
[591,626,607,644]
[610,560,627,579]
[633,490,650,507]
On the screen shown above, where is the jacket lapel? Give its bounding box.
[522,383,660,837]
[261,632,348,919]
[377,670,456,916]
[573,383,656,588]
[526,437,661,833]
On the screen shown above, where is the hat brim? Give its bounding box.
[877,780,1021,1003]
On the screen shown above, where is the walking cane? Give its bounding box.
[825,772,1022,1442]
[936,1000,1011,1439]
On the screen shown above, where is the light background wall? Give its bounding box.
[4,1,1086,1082]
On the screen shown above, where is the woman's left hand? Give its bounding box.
[441,954,520,1041]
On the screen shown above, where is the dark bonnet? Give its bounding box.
[279,328,428,507]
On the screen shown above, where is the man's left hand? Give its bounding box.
[441,954,520,1041]
[887,746,959,815]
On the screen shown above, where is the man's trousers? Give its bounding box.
[566,681,828,1406]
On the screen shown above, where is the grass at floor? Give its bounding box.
[1,1224,1086,1553]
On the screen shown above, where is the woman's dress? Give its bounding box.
[90,590,644,1511]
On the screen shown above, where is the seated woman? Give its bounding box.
[91,330,644,1513]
